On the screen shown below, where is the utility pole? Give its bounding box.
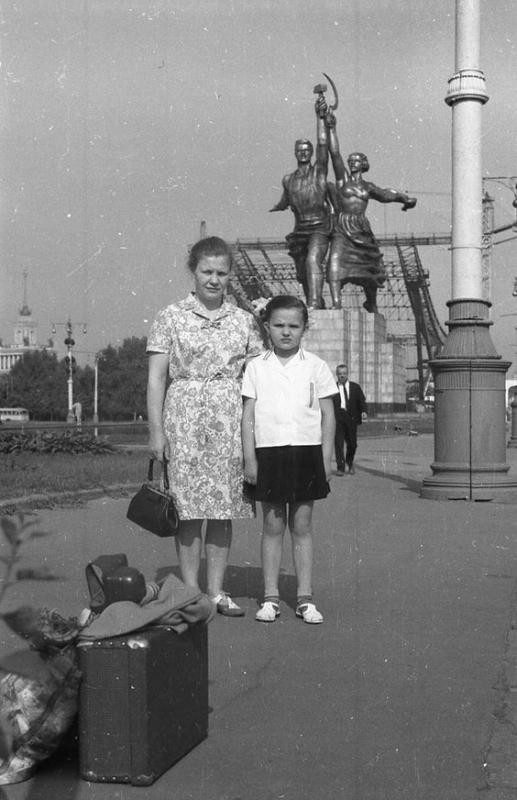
[481,189,494,303]
[481,177,517,304]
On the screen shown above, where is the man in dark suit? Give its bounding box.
[332,364,367,475]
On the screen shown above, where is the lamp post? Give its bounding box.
[50,318,87,424]
[93,352,103,431]
[421,0,517,501]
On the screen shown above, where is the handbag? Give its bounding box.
[126,458,179,537]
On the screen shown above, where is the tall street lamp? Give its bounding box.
[50,318,87,424]
[93,352,103,426]
[421,0,517,501]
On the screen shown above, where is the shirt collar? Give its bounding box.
[182,292,234,321]
[265,348,306,366]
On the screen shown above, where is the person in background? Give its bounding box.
[333,363,367,476]
[146,236,263,617]
[241,295,336,624]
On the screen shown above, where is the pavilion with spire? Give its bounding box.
[0,271,52,374]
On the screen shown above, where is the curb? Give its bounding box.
[0,483,141,516]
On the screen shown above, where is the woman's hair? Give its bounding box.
[347,152,369,173]
[187,236,233,272]
[262,295,309,328]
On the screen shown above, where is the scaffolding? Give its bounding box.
[229,236,447,398]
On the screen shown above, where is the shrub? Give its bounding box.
[0,431,115,455]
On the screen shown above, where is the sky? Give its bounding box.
[1,0,516,369]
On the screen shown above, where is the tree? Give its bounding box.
[8,350,64,420]
[97,337,147,420]
[74,364,95,420]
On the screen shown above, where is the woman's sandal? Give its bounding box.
[295,602,323,624]
[255,600,280,623]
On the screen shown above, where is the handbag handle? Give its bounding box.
[147,458,170,492]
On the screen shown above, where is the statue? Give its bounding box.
[325,111,417,313]
[269,84,334,309]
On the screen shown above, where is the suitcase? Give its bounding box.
[78,624,208,785]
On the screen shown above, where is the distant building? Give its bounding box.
[0,271,52,374]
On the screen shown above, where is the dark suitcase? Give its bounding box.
[78,624,208,785]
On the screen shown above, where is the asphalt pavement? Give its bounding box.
[1,433,517,800]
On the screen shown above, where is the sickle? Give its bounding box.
[322,72,339,111]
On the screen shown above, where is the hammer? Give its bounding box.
[313,82,327,101]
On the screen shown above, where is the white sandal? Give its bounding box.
[296,602,323,624]
[255,600,280,622]
[211,592,245,617]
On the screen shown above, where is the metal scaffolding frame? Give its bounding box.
[229,236,447,397]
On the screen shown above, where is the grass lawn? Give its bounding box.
[0,449,149,506]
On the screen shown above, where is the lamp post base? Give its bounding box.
[420,298,517,502]
[421,467,517,502]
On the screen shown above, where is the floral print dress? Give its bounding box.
[147,294,263,520]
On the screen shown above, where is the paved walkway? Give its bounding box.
[1,434,517,799]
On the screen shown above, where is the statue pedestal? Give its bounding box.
[302,309,348,369]
[302,308,406,412]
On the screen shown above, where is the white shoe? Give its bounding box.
[295,602,323,624]
[211,592,245,617]
[255,600,280,622]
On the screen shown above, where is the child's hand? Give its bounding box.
[324,458,333,481]
[244,460,258,485]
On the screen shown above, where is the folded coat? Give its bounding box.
[78,573,214,640]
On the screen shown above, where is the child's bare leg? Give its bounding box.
[261,502,287,598]
[288,501,314,598]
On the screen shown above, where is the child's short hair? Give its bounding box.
[263,295,308,328]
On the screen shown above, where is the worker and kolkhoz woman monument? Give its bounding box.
[270,76,417,313]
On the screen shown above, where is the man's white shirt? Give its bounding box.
[338,380,350,410]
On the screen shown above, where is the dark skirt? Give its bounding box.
[329,212,386,288]
[254,445,330,504]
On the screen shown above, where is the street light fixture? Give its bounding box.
[93,352,103,426]
[50,318,87,423]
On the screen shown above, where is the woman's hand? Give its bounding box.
[326,110,336,129]
[149,429,169,462]
[243,457,258,486]
[402,196,417,211]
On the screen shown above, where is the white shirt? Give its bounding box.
[242,348,337,447]
[338,380,350,410]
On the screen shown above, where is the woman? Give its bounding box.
[326,113,416,313]
[146,236,263,616]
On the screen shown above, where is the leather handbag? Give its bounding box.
[126,459,179,537]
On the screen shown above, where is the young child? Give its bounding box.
[241,295,336,624]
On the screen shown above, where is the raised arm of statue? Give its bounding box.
[315,97,329,171]
[326,111,349,184]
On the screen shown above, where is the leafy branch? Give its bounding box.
[0,513,61,610]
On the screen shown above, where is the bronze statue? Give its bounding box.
[269,85,333,309]
[326,111,417,313]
